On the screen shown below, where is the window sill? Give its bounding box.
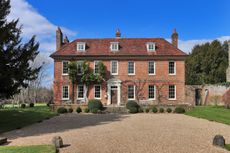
[148,74,156,76]
[62,74,69,76]
[62,98,70,101]
[169,73,176,76]
[94,97,101,100]
[128,74,135,76]
[168,98,177,101]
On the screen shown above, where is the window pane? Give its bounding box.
[148,61,155,74]
[169,85,175,99]
[78,85,84,98]
[63,61,69,74]
[128,85,134,99]
[111,61,118,74]
[169,61,175,74]
[149,85,155,99]
[128,62,134,74]
[77,62,83,74]
[94,61,99,74]
[62,86,69,99]
[94,85,101,98]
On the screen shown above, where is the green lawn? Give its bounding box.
[0,103,57,133]
[185,106,230,125]
[0,145,56,153]
[225,144,230,151]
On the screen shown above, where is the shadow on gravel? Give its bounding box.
[0,113,129,139]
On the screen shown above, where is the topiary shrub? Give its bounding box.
[91,108,98,114]
[84,108,90,113]
[159,108,164,113]
[166,108,172,113]
[138,108,144,113]
[174,107,185,114]
[145,108,150,113]
[57,107,67,114]
[29,103,34,107]
[76,107,82,113]
[88,99,103,111]
[152,107,158,113]
[68,108,73,113]
[126,100,139,110]
[21,103,26,108]
[129,107,138,114]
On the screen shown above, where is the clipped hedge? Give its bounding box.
[126,101,139,110]
[29,103,34,107]
[152,107,158,113]
[174,107,186,114]
[21,103,26,108]
[166,108,172,113]
[84,108,90,113]
[76,107,82,113]
[91,108,98,114]
[57,107,67,114]
[68,108,73,113]
[159,108,164,113]
[129,107,138,114]
[88,99,103,111]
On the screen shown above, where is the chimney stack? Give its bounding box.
[171,29,178,48]
[116,29,121,38]
[226,41,230,82]
[56,27,63,50]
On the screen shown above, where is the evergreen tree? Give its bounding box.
[0,0,41,99]
[186,40,228,85]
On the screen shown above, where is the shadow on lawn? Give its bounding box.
[0,113,129,139]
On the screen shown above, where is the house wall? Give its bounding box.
[53,59,186,105]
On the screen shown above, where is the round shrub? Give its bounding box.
[84,108,90,113]
[21,103,26,108]
[57,107,67,114]
[145,108,150,113]
[88,99,103,111]
[91,108,98,114]
[174,107,185,114]
[159,108,164,113]
[129,107,138,114]
[166,108,172,113]
[126,100,139,110]
[152,107,158,113]
[76,107,82,113]
[29,103,34,107]
[68,108,73,113]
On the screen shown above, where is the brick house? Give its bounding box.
[50,28,187,106]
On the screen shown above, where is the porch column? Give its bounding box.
[107,84,111,105]
[117,83,121,106]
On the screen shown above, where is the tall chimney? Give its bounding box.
[171,29,178,48]
[116,29,121,38]
[56,27,63,50]
[63,35,69,44]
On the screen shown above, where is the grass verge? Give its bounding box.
[0,145,56,153]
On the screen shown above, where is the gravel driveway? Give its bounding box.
[1,113,230,153]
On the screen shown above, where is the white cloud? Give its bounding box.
[8,0,77,87]
[177,36,230,53]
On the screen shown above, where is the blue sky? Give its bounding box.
[8,0,230,87]
[27,0,230,40]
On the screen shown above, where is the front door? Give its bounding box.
[111,86,118,105]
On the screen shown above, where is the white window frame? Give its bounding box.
[148,85,156,100]
[110,60,118,75]
[146,42,156,51]
[169,61,176,75]
[128,61,135,75]
[94,60,100,74]
[127,85,135,100]
[77,42,86,51]
[94,85,101,99]
[148,61,156,75]
[110,42,119,51]
[77,61,83,75]
[168,85,177,100]
[62,61,69,76]
[77,85,84,100]
[62,85,69,100]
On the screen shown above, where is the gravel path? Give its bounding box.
[1,113,230,153]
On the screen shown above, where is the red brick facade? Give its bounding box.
[51,28,187,106]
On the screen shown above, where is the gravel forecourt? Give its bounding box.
[1,113,230,153]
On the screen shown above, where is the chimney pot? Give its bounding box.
[56,27,63,50]
[116,29,121,38]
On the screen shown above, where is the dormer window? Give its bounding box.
[77,42,86,51]
[110,42,119,51]
[146,42,156,51]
